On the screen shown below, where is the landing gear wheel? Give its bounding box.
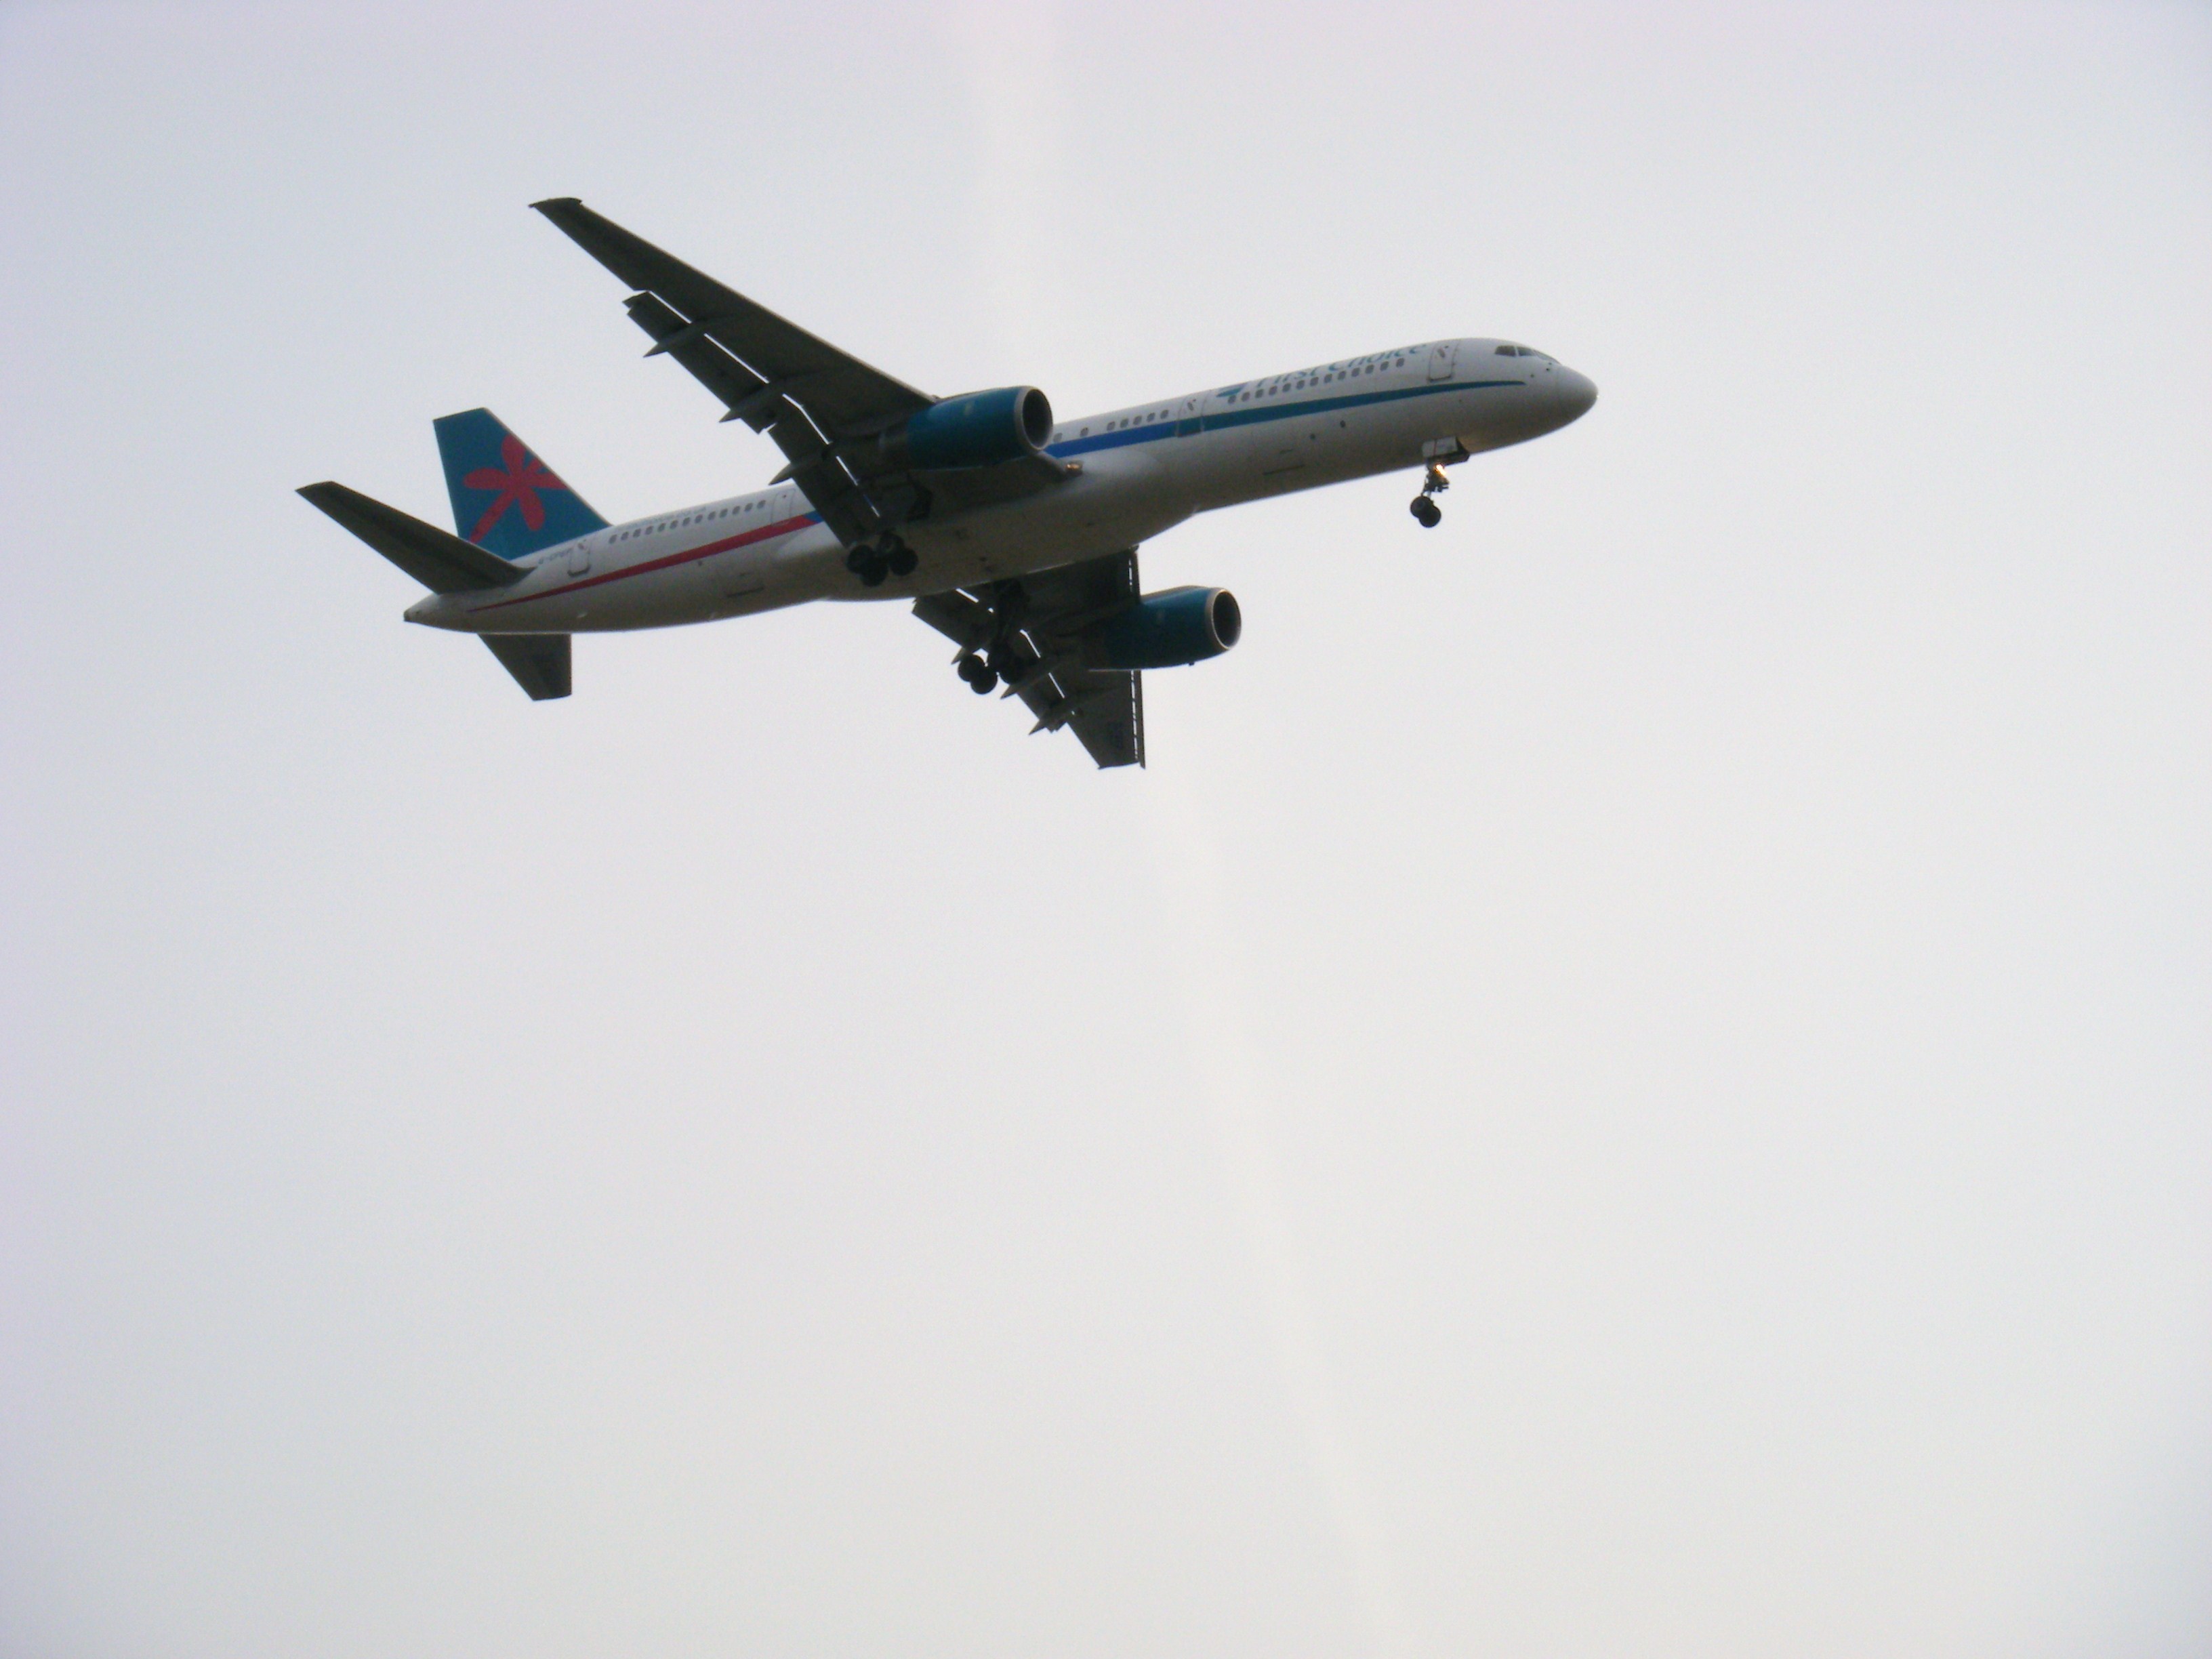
[956,653,999,695]
[886,541,918,577]
[848,540,895,586]
[1410,495,1443,528]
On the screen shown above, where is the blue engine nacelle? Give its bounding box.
[1085,587,1243,670]
[874,386,1054,472]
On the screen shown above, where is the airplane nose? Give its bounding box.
[1557,367,1597,423]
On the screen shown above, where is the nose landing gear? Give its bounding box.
[1409,459,1449,528]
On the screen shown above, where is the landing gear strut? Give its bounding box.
[946,581,1033,698]
[1409,460,1448,528]
[846,533,920,587]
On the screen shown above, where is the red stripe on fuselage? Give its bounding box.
[468,512,815,613]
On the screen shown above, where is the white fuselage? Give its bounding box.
[407,338,1595,636]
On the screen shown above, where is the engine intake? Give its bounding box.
[1086,587,1242,670]
[875,386,1054,472]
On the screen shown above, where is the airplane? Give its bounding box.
[301,198,1595,768]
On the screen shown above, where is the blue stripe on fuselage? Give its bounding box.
[1046,377,1524,459]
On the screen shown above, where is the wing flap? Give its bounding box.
[912,550,1147,769]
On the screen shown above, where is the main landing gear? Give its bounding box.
[954,641,1029,696]
[845,533,919,587]
[949,580,1034,696]
[1409,460,1448,528]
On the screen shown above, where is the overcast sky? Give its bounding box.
[3,3,2208,1656]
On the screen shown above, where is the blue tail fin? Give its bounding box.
[433,408,608,560]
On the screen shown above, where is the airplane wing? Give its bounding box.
[531,198,1067,546]
[913,550,1146,770]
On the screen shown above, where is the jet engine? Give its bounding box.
[872,386,1054,472]
[1086,587,1242,670]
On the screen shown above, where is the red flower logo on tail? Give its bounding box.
[464,434,569,541]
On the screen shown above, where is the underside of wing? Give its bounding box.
[533,197,918,546]
[914,550,1147,770]
[533,197,930,435]
[531,199,1075,552]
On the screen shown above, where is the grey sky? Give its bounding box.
[2,3,2208,1656]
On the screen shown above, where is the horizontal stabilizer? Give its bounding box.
[481,634,571,700]
[298,481,528,594]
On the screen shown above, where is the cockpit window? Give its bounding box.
[1494,343,1555,361]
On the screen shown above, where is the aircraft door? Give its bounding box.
[1426,340,1458,382]
[567,536,592,577]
